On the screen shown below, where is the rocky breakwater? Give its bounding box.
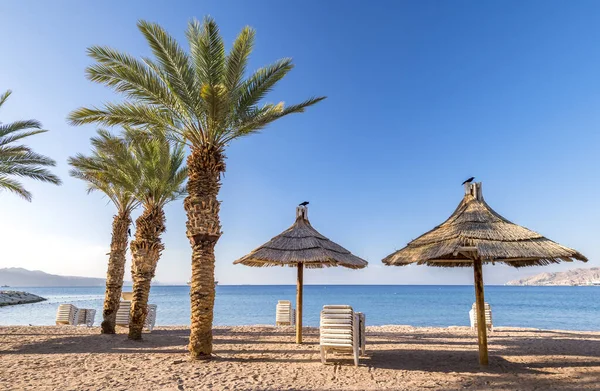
[0,291,46,306]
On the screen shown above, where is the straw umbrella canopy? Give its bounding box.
[234,205,368,343]
[382,181,587,365]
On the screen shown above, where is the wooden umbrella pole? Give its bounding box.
[296,262,304,344]
[473,257,489,365]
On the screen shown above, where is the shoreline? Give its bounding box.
[2,321,599,333]
[5,324,598,333]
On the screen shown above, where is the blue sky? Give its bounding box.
[0,1,598,285]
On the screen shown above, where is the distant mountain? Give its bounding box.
[505,267,600,286]
[0,267,110,287]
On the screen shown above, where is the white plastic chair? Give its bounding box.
[275,300,294,326]
[356,312,366,356]
[76,309,96,327]
[116,301,157,332]
[55,304,78,325]
[469,302,493,332]
[319,305,364,366]
[56,305,95,327]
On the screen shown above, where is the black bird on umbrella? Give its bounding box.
[462,177,475,185]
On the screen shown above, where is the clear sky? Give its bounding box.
[0,1,598,285]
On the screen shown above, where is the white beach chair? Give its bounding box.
[115,301,157,332]
[55,304,78,325]
[145,304,157,332]
[74,309,96,327]
[469,302,493,332]
[275,300,294,326]
[115,300,131,327]
[320,305,364,366]
[356,312,366,355]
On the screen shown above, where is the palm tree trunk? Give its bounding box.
[101,211,131,334]
[185,146,225,359]
[128,206,165,340]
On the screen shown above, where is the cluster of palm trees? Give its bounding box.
[2,16,324,359]
[68,129,186,338]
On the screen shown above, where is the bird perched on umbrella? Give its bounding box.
[299,201,309,206]
[462,177,475,185]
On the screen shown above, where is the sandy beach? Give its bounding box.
[0,325,598,390]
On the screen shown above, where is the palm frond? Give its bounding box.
[0,90,12,109]
[225,26,255,94]
[235,58,293,113]
[277,96,326,116]
[0,175,32,201]
[0,164,61,184]
[223,96,326,143]
[0,121,43,138]
[68,103,175,129]
[136,21,199,113]
[0,92,61,200]
[0,150,60,169]
[68,130,139,213]
[186,16,225,87]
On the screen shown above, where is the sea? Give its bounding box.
[1,285,599,331]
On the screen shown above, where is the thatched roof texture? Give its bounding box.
[234,206,368,269]
[383,182,587,268]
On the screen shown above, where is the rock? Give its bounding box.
[506,267,600,286]
[0,291,46,307]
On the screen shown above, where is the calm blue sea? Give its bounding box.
[1,285,599,331]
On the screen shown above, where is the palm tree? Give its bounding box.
[1,90,61,200]
[68,17,325,358]
[68,130,139,334]
[115,129,186,340]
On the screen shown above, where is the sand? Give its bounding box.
[0,325,599,391]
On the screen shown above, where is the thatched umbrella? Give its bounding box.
[382,182,587,365]
[234,205,368,343]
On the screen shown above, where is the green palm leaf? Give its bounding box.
[0,90,61,201]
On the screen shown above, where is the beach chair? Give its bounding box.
[320,305,364,366]
[75,309,96,327]
[356,312,366,355]
[55,304,78,325]
[469,302,493,332]
[56,305,96,327]
[115,301,157,332]
[275,300,294,326]
[145,304,157,332]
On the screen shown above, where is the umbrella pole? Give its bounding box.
[473,257,489,365]
[296,262,303,344]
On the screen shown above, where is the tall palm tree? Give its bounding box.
[1,90,61,200]
[112,129,186,340]
[68,130,139,334]
[68,17,325,358]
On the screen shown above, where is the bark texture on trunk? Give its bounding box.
[185,146,224,359]
[101,211,131,334]
[128,205,165,340]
